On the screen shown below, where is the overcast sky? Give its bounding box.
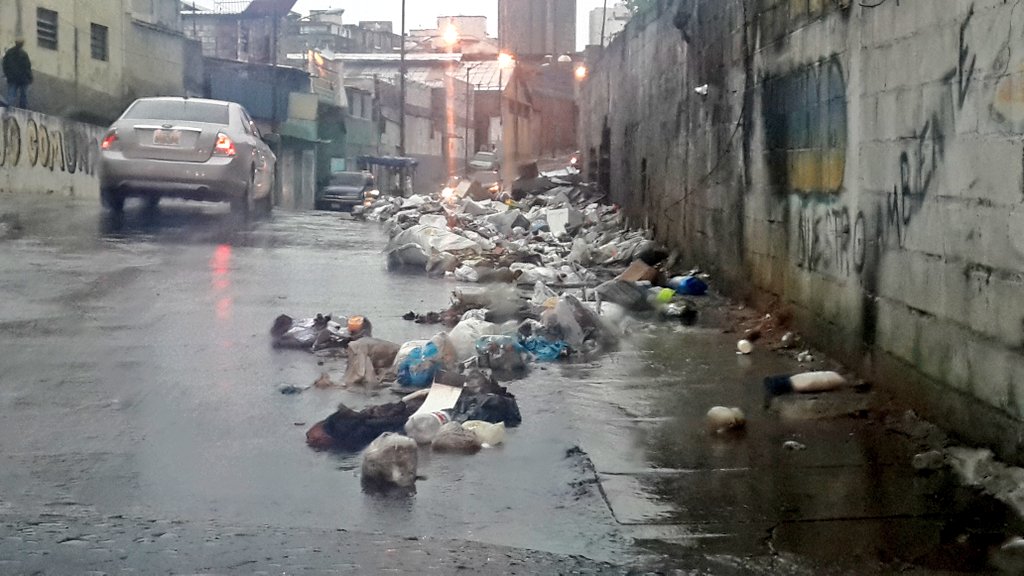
[291,0,610,50]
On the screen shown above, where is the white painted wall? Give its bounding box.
[0,107,101,197]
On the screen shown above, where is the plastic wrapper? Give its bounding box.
[426,251,459,277]
[484,209,531,236]
[542,299,586,350]
[452,392,522,427]
[431,422,482,453]
[387,223,480,255]
[361,432,419,489]
[596,279,650,311]
[475,335,528,376]
[531,281,559,307]
[452,285,522,320]
[674,275,709,296]
[271,313,350,351]
[462,421,506,446]
[395,333,458,388]
[521,337,568,362]
[454,265,479,282]
[344,338,401,386]
[510,263,561,285]
[386,243,430,270]
[449,318,501,361]
[419,214,448,228]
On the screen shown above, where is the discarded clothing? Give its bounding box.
[451,391,522,428]
[307,397,425,452]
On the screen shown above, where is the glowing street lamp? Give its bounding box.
[497,51,515,70]
[442,24,459,47]
[575,65,588,80]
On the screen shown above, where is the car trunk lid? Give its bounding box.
[120,122,217,162]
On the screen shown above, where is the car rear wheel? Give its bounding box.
[101,188,125,213]
[231,166,257,218]
[256,170,273,216]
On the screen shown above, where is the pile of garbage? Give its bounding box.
[279,170,718,491]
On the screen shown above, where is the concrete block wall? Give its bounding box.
[0,107,101,198]
[580,0,1024,461]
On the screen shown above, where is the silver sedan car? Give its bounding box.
[98,97,276,215]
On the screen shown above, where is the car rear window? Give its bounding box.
[123,100,230,124]
[330,172,370,186]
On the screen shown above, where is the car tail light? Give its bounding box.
[214,133,236,157]
[100,130,118,150]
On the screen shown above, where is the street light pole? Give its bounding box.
[600,0,609,46]
[399,0,406,157]
[465,67,471,173]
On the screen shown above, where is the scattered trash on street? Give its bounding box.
[706,406,746,433]
[314,372,337,389]
[912,450,945,472]
[361,432,419,491]
[307,398,425,451]
[431,422,483,453]
[270,165,884,499]
[763,371,848,407]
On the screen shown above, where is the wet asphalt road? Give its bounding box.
[0,194,1021,575]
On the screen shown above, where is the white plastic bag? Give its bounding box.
[462,421,506,447]
[454,265,479,282]
[362,433,419,489]
[449,318,500,361]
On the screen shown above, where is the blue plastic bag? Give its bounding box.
[397,341,440,388]
[476,336,528,374]
[675,276,708,296]
[521,337,568,362]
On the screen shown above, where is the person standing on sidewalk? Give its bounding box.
[3,37,32,109]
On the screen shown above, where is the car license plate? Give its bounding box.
[153,129,181,146]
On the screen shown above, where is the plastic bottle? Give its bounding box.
[404,411,450,445]
[789,371,846,392]
[763,371,848,407]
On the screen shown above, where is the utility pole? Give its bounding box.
[464,67,471,172]
[399,0,406,157]
[600,0,608,46]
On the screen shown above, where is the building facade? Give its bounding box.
[497,0,576,60]
[0,0,198,122]
[277,10,401,62]
[587,3,630,47]
[181,1,296,65]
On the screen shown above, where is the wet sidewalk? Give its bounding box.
[566,300,1024,574]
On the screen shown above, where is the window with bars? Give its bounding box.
[90,23,108,61]
[37,8,58,50]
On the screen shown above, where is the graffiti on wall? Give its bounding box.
[796,199,866,276]
[795,4,978,278]
[762,56,848,194]
[0,113,97,176]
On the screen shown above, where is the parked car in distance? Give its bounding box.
[467,150,500,173]
[98,97,276,216]
[316,171,379,212]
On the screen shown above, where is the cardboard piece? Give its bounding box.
[412,383,463,417]
[618,260,658,283]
